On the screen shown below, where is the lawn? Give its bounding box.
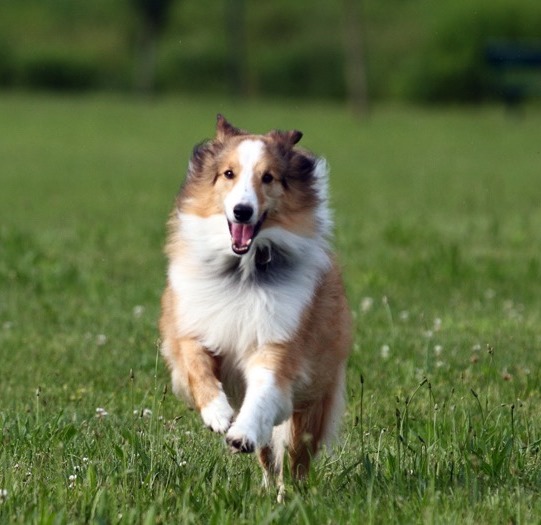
[1,93,541,524]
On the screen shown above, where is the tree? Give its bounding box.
[225,0,249,97]
[132,0,175,94]
[343,0,369,116]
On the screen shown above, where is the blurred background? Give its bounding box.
[1,0,541,110]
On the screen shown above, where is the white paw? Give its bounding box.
[225,423,258,453]
[200,392,234,434]
[225,420,272,454]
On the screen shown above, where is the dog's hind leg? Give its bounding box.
[288,368,346,479]
[258,421,290,502]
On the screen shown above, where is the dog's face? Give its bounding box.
[180,115,320,255]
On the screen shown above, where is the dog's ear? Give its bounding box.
[216,114,244,142]
[189,140,212,175]
[268,129,303,149]
[289,151,315,182]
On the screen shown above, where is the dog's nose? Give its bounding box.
[233,204,254,223]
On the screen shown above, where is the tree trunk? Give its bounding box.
[225,0,249,97]
[343,0,369,117]
[135,22,157,94]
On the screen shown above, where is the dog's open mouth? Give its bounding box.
[228,212,267,255]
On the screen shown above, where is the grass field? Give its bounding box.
[1,94,541,524]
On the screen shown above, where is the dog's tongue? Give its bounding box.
[231,223,255,248]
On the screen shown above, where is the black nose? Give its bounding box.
[233,204,254,223]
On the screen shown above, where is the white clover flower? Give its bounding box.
[360,297,374,313]
[82,457,89,464]
[0,489,8,502]
[433,318,442,331]
[434,345,443,356]
[95,407,109,417]
[68,474,77,489]
[133,305,145,318]
[142,408,152,418]
[380,344,390,360]
[96,334,107,346]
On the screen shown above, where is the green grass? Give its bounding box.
[1,93,541,524]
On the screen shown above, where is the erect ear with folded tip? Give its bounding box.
[216,114,244,142]
[269,129,303,149]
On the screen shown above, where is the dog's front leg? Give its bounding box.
[179,338,234,434]
[226,347,294,453]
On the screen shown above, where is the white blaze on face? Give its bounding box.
[224,139,265,224]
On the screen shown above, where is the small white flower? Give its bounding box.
[434,345,443,356]
[0,489,8,501]
[95,407,109,417]
[472,344,481,352]
[132,305,145,318]
[82,457,89,464]
[179,460,187,467]
[433,318,442,331]
[68,474,77,489]
[96,334,107,346]
[143,408,152,418]
[399,310,409,321]
[424,330,433,339]
[360,297,374,313]
[380,344,390,360]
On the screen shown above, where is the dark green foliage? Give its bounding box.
[405,0,541,102]
[2,0,539,101]
[20,51,100,92]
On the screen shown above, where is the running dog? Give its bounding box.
[160,115,351,489]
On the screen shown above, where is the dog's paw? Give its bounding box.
[226,417,273,453]
[200,392,234,434]
[225,432,256,454]
[225,419,269,453]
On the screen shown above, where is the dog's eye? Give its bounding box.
[261,172,274,184]
[224,169,235,180]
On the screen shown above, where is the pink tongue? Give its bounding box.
[231,223,255,247]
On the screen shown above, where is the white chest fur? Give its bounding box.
[168,213,330,355]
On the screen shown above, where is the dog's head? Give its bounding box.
[180,115,327,256]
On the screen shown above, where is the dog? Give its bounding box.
[160,115,351,491]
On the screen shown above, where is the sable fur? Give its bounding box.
[160,115,351,490]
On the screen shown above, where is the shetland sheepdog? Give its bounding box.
[160,115,351,490]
